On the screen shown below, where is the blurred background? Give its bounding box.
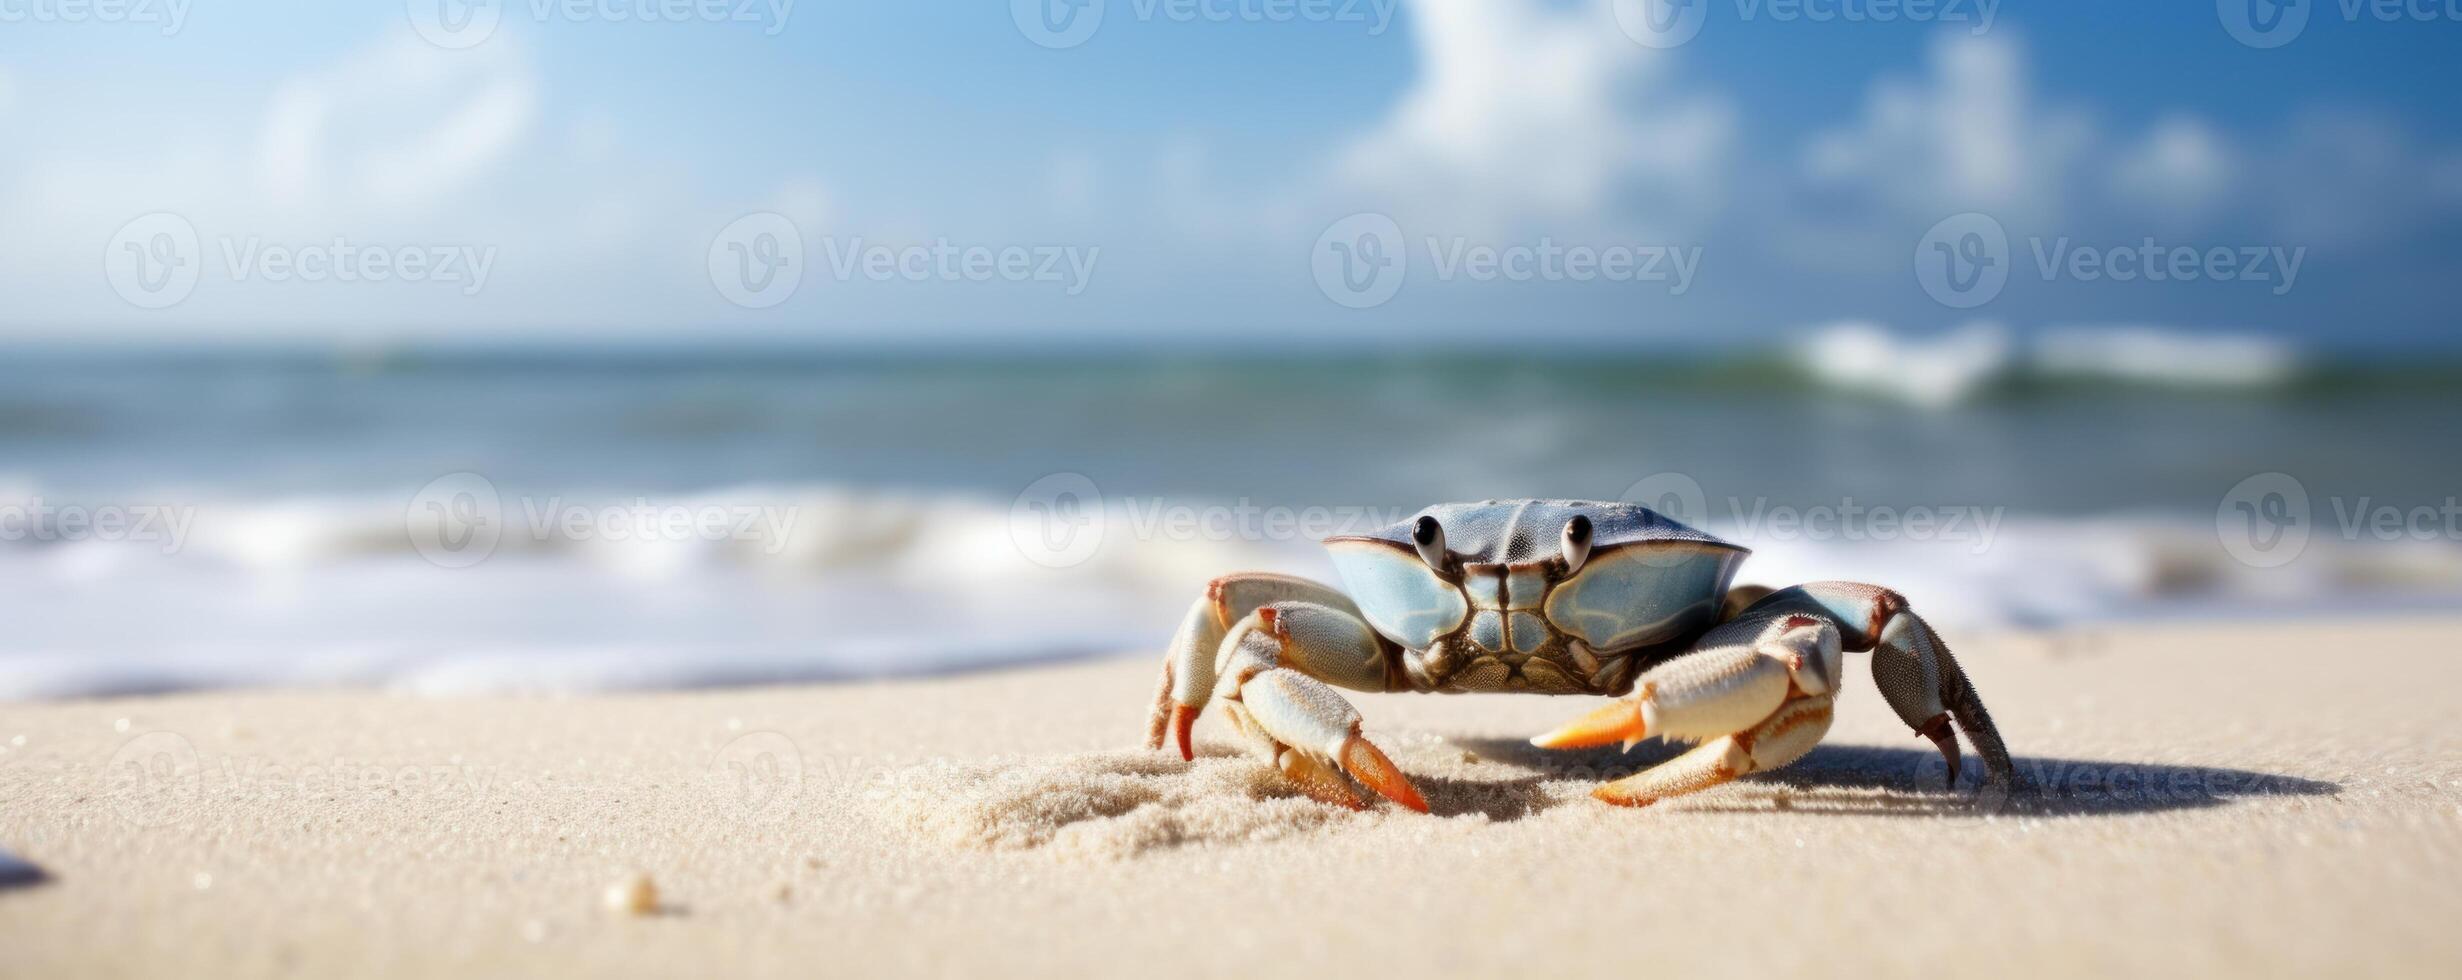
[1,1,2457,698]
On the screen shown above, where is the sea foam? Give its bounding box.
[0,482,2452,700]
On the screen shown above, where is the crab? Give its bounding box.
[1142,499,2015,811]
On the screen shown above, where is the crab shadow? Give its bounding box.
[1445,737,2338,819]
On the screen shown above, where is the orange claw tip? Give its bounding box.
[1339,736,1430,814]
[1529,701,1646,751]
[1169,704,1198,762]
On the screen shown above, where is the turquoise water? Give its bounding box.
[0,344,2453,698]
[3,347,2455,512]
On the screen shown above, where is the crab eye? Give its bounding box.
[1561,514,1593,572]
[1411,515,1449,570]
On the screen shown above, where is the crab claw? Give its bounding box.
[1338,734,1429,813]
[1237,668,1429,813]
[1530,700,1647,751]
[1167,704,1197,762]
[1916,712,1961,788]
[1278,749,1366,810]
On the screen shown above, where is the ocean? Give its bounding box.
[3,327,2457,699]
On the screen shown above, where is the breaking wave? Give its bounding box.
[0,482,2452,700]
[1790,321,2305,406]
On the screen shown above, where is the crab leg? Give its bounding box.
[1593,695,1836,806]
[1532,615,1838,750]
[1871,615,1958,785]
[1546,617,1837,810]
[1210,603,1426,812]
[1739,583,2014,791]
[1540,582,2013,806]
[1146,573,1378,759]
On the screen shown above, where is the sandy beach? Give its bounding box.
[3,615,2457,979]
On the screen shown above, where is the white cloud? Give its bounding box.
[2110,116,2236,224]
[1799,32,2093,225]
[1794,30,2459,254]
[258,34,538,213]
[2,14,2454,340]
[0,28,717,335]
[1331,0,1732,236]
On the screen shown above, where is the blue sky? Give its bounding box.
[1,1,2456,348]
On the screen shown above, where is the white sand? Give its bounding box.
[2,617,2458,978]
